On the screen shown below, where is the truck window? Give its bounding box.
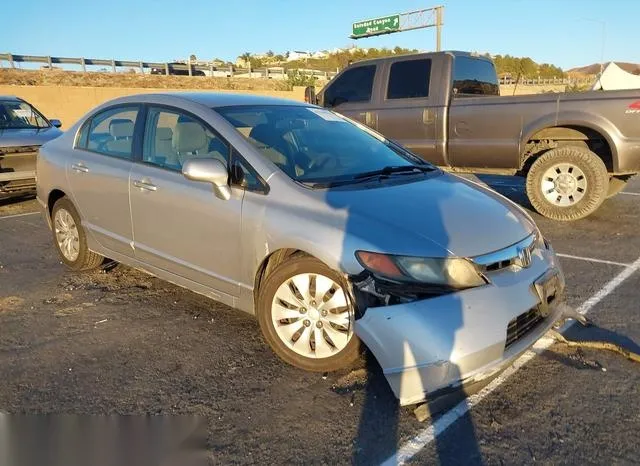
[452,56,500,96]
[324,65,376,106]
[387,59,431,99]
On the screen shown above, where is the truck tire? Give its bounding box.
[606,175,630,198]
[51,197,104,271]
[257,256,360,372]
[525,146,608,221]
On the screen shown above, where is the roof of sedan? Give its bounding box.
[161,92,310,108]
[0,95,20,101]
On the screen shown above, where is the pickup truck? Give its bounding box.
[0,96,62,196]
[307,51,640,221]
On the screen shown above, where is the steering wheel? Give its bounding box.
[297,151,340,175]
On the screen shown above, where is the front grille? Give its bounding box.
[485,259,515,272]
[472,233,539,273]
[505,307,544,349]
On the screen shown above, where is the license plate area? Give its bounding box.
[533,267,563,317]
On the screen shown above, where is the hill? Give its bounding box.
[240,48,567,79]
[568,62,640,75]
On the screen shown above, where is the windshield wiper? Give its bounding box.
[353,165,435,179]
[305,165,436,189]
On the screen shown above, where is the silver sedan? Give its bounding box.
[36,92,565,405]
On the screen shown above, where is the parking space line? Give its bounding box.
[619,192,640,196]
[383,255,640,466]
[0,212,39,220]
[556,253,631,267]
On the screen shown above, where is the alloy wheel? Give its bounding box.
[54,208,80,262]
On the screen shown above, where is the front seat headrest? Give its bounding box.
[172,122,207,153]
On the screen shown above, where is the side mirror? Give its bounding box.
[182,158,231,201]
[50,119,62,128]
[304,86,316,105]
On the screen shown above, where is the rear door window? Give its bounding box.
[453,56,500,96]
[323,65,376,107]
[387,59,432,99]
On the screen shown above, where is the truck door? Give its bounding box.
[447,55,522,169]
[318,64,379,128]
[374,56,448,166]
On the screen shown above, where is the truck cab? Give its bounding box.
[315,51,499,167]
[311,51,640,221]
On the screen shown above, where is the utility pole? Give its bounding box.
[436,6,444,52]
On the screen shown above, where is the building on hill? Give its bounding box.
[287,51,313,61]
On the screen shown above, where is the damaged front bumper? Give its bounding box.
[353,246,565,406]
[0,146,38,194]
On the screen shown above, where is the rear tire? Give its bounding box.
[257,256,360,372]
[525,146,608,221]
[51,197,104,271]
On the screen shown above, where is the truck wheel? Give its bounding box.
[606,175,630,198]
[51,197,104,271]
[525,146,608,221]
[257,256,360,372]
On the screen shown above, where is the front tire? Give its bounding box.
[51,197,104,271]
[525,146,608,221]
[257,256,360,372]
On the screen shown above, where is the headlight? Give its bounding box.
[356,251,487,289]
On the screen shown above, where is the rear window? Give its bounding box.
[453,56,500,96]
[387,59,431,99]
[323,65,376,107]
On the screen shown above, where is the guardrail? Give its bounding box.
[499,76,593,86]
[1,53,595,86]
[0,53,338,80]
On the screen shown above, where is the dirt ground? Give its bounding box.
[1,178,639,464]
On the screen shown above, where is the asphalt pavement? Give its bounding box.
[0,177,638,465]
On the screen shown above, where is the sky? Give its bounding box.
[2,0,639,70]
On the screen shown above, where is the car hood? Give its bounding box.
[322,173,536,258]
[0,126,62,148]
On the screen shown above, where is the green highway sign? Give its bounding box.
[352,14,400,38]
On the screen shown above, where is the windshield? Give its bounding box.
[216,105,431,185]
[0,101,50,129]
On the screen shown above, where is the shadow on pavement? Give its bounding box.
[564,322,640,355]
[541,323,640,369]
[0,192,35,207]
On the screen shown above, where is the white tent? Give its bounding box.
[591,62,640,90]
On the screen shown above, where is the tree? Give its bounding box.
[189,54,197,62]
[266,50,274,57]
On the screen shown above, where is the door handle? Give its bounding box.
[422,108,436,125]
[71,163,89,173]
[133,179,157,191]
[359,111,377,128]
